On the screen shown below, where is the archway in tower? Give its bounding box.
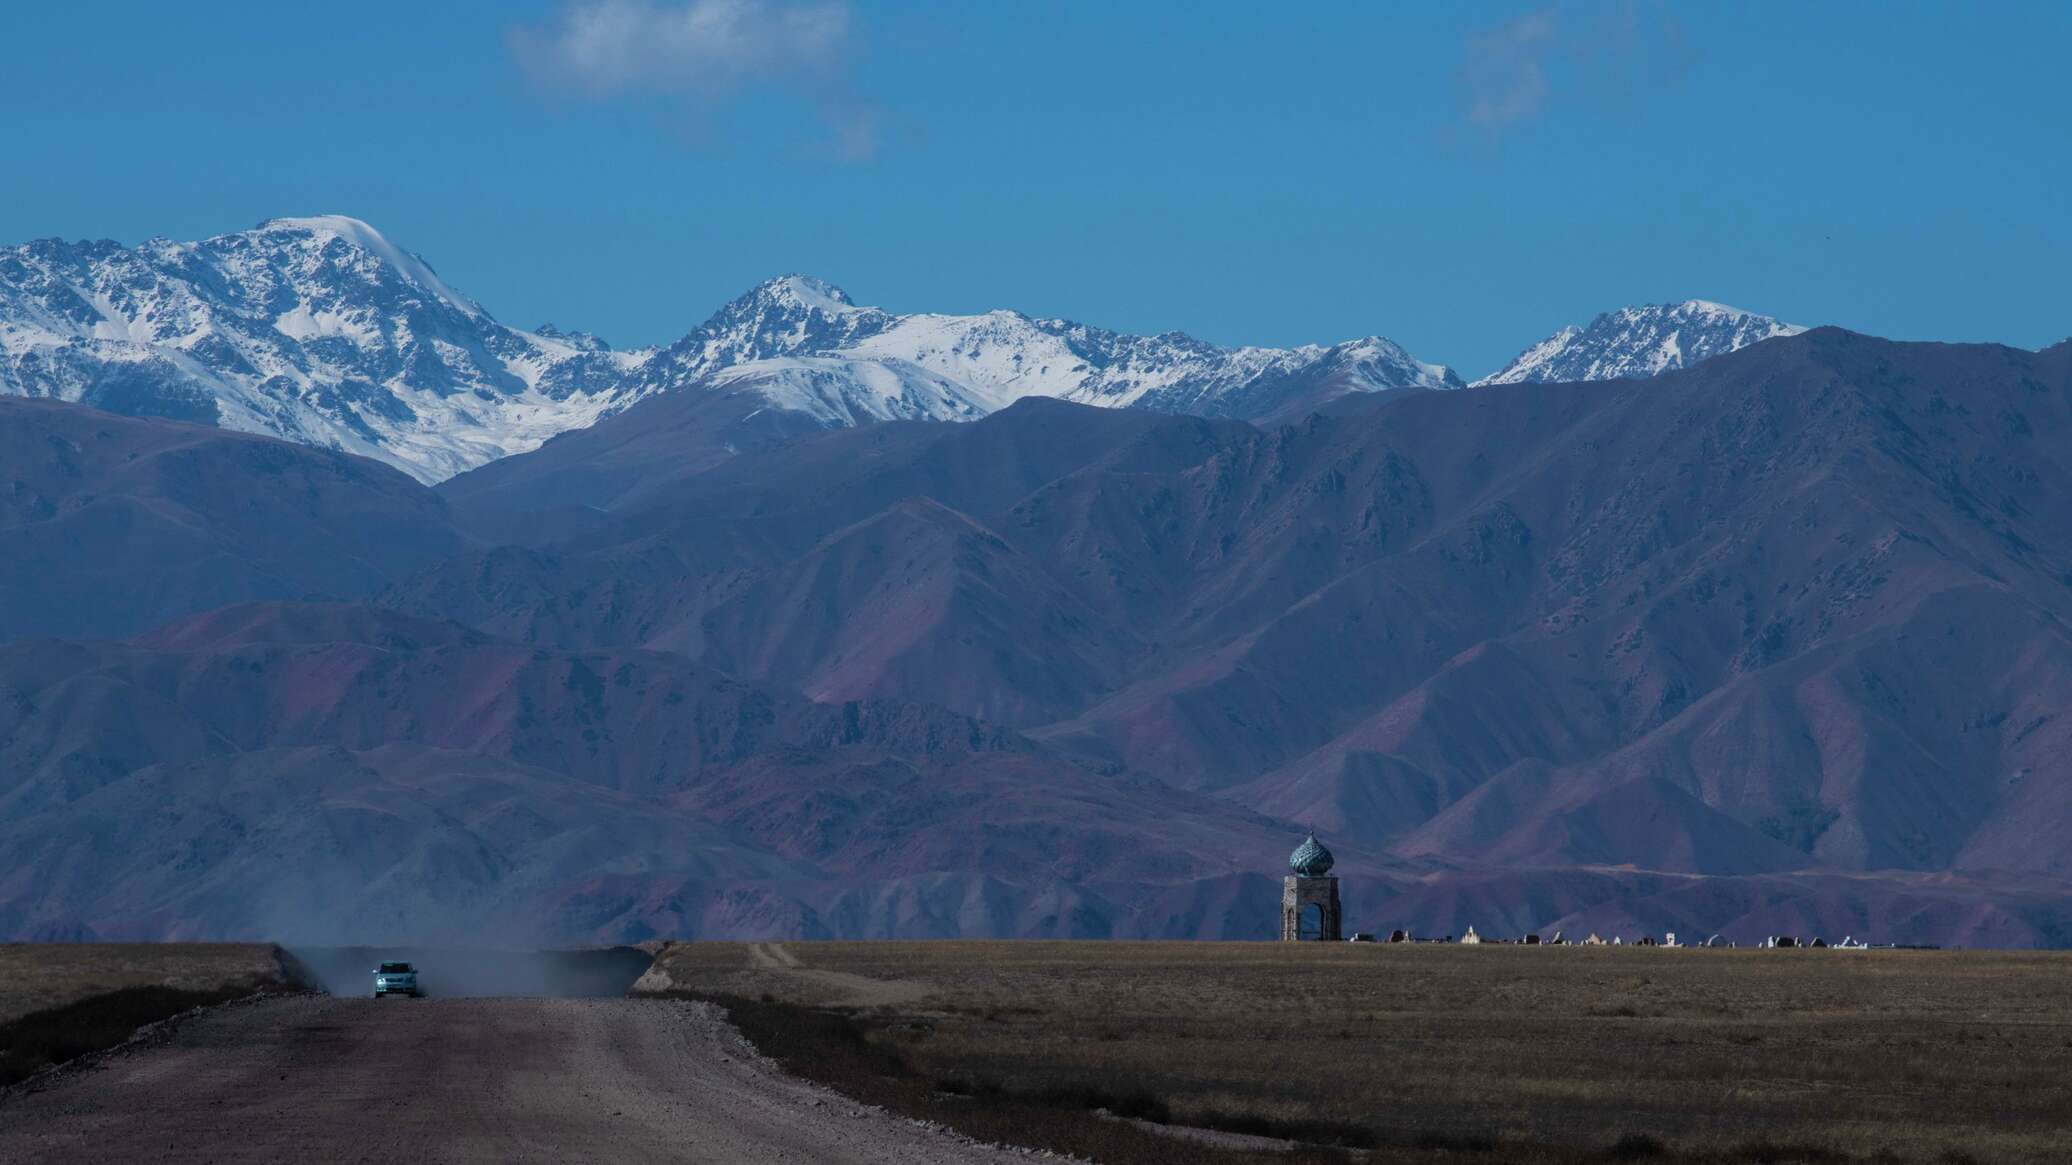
[1299,903,1326,941]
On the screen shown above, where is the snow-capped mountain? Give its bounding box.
[701,355,993,427]
[633,274,1461,421]
[0,216,650,482]
[1474,300,1805,386]
[0,218,1459,482]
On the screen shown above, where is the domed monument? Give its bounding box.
[1280,832,1342,941]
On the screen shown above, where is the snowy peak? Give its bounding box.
[0,217,1456,482]
[650,274,897,381]
[1677,298,1765,321]
[705,356,992,428]
[257,213,390,239]
[1324,336,1465,390]
[753,274,858,314]
[1475,300,1805,386]
[243,215,483,317]
[0,217,653,483]
[636,275,1457,423]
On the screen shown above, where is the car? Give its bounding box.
[372,961,423,998]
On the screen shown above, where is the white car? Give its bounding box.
[372,961,423,998]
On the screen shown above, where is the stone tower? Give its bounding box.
[1280,832,1342,941]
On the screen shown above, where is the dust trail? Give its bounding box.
[289,946,654,999]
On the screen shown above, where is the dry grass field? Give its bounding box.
[0,943,291,1024]
[647,940,2072,1163]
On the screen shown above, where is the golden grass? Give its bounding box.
[650,940,2072,1162]
[0,943,289,1024]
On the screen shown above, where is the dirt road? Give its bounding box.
[0,996,1030,1163]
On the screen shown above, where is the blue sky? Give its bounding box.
[2,1,2066,378]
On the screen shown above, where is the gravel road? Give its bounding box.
[0,996,1033,1163]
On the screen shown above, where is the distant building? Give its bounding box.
[1280,833,1342,941]
[1460,926,1482,945]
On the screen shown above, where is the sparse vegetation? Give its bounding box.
[710,992,1356,1164]
[655,941,2072,1164]
[0,943,299,1086]
[0,943,292,1024]
[0,984,255,1086]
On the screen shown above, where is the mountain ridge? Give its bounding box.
[2,217,1464,483]
[1474,299,1806,385]
[2,215,1826,486]
[8,327,2072,944]
[393,329,2072,907]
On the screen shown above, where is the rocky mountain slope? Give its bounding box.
[0,219,1459,483]
[385,329,2072,944]
[1475,300,1804,385]
[0,600,1327,943]
[0,395,462,641]
[7,238,2072,945]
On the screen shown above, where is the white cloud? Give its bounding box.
[1459,9,1558,131]
[1452,2,1695,142]
[510,0,876,158]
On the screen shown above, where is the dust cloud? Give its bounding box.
[289,946,655,999]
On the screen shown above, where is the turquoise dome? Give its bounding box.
[1289,832,1334,877]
